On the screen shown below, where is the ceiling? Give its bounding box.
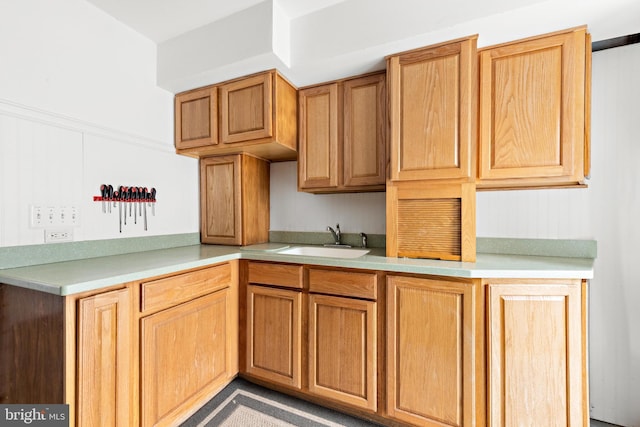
[84,0,640,92]
[85,0,347,42]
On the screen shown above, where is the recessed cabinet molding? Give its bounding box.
[477,26,591,189]
[175,69,298,161]
[298,71,387,193]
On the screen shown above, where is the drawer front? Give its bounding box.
[141,263,231,313]
[308,269,377,300]
[247,262,303,289]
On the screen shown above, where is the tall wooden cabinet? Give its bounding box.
[386,275,484,427]
[298,72,386,193]
[386,36,478,262]
[486,279,587,427]
[477,26,591,189]
[175,70,297,161]
[200,153,270,246]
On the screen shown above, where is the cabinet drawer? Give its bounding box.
[141,263,231,313]
[247,262,303,289]
[308,269,377,300]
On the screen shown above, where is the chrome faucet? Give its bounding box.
[327,224,341,245]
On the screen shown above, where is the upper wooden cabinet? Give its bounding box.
[477,26,591,189]
[175,86,218,150]
[200,154,269,246]
[298,72,387,193]
[175,70,298,161]
[387,36,478,183]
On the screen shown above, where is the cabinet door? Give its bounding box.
[309,294,377,411]
[246,285,302,388]
[478,28,587,187]
[388,36,477,182]
[487,281,585,427]
[298,83,339,190]
[386,275,481,427]
[141,290,231,427]
[77,288,133,427]
[343,73,386,188]
[175,86,218,149]
[200,155,241,245]
[220,72,273,144]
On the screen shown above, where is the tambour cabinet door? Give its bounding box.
[478,27,588,187]
[343,73,387,189]
[220,72,273,144]
[298,83,339,190]
[175,86,218,150]
[387,36,477,182]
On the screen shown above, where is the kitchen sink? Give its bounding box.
[277,246,370,259]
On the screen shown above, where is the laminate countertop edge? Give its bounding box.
[0,243,595,296]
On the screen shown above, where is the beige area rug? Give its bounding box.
[181,378,382,427]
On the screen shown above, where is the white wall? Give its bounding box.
[0,0,199,248]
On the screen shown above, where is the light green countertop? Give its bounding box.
[0,242,595,296]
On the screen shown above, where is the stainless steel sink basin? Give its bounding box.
[277,246,370,259]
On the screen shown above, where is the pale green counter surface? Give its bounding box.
[0,242,595,296]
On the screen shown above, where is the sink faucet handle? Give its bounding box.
[360,232,368,248]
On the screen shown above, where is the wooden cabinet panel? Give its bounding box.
[487,281,585,427]
[343,73,386,188]
[220,73,273,143]
[175,86,218,150]
[386,275,482,427]
[247,261,303,289]
[309,294,377,410]
[298,83,339,190]
[388,36,477,182]
[77,288,133,427]
[298,72,386,193]
[308,268,377,300]
[200,154,269,246]
[246,285,302,388]
[141,263,231,313]
[141,290,231,427]
[478,27,589,188]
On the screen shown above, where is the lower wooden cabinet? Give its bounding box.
[386,275,484,427]
[486,280,586,427]
[246,284,302,388]
[308,293,377,410]
[77,288,134,427]
[141,289,232,427]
